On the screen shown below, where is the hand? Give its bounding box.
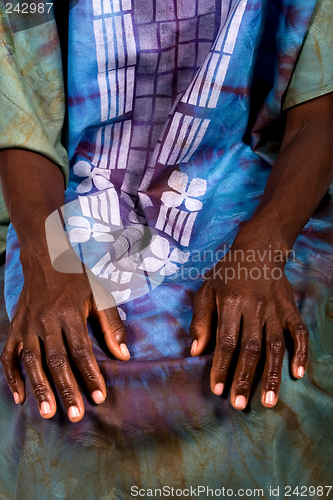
[0,243,129,422]
[190,242,308,410]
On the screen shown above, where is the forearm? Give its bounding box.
[0,149,65,253]
[234,92,333,253]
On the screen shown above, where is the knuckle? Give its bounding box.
[268,338,285,355]
[105,321,126,343]
[70,345,91,364]
[22,348,39,367]
[212,364,228,379]
[265,372,280,388]
[60,306,83,324]
[5,373,17,386]
[1,362,17,385]
[0,350,11,367]
[242,340,261,358]
[223,291,242,309]
[295,324,309,339]
[235,379,251,391]
[32,382,48,400]
[47,353,68,372]
[35,307,49,325]
[59,386,76,403]
[218,336,237,354]
[296,346,308,360]
[190,317,207,332]
[83,370,100,385]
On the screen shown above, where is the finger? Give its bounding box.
[285,310,308,378]
[93,305,130,361]
[230,308,262,410]
[210,295,242,397]
[21,333,57,419]
[261,317,285,408]
[86,267,129,360]
[63,315,107,405]
[43,331,85,422]
[0,326,25,404]
[189,285,216,356]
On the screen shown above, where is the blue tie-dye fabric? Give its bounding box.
[2,0,333,498]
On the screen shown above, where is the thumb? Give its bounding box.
[189,285,216,356]
[86,266,130,360]
[93,304,130,361]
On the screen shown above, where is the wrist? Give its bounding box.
[19,209,85,276]
[232,213,294,266]
[18,209,67,268]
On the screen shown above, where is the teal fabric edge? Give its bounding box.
[284,81,333,110]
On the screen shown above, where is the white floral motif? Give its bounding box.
[68,216,114,243]
[139,235,190,276]
[74,161,114,193]
[161,171,207,211]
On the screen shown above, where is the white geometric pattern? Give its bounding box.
[158,113,211,166]
[67,217,115,243]
[181,0,247,108]
[90,121,132,173]
[93,12,136,121]
[78,187,121,227]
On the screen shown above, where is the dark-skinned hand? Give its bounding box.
[0,243,129,422]
[190,243,308,409]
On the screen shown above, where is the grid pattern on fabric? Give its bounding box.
[84,0,224,197]
[121,0,223,194]
[71,0,251,246]
[75,0,255,198]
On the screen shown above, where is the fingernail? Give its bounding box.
[190,340,198,355]
[265,391,276,405]
[120,343,130,358]
[213,383,224,396]
[234,395,246,409]
[41,401,52,415]
[13,392,20,405]
[297,366,305,378]
[92,390,105,404]
[68,406,80,420]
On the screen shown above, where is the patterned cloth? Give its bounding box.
[2,1,333,499]
[283,0,333,110]
[0,4,68,254]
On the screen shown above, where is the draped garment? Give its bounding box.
[1,0,333,498]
